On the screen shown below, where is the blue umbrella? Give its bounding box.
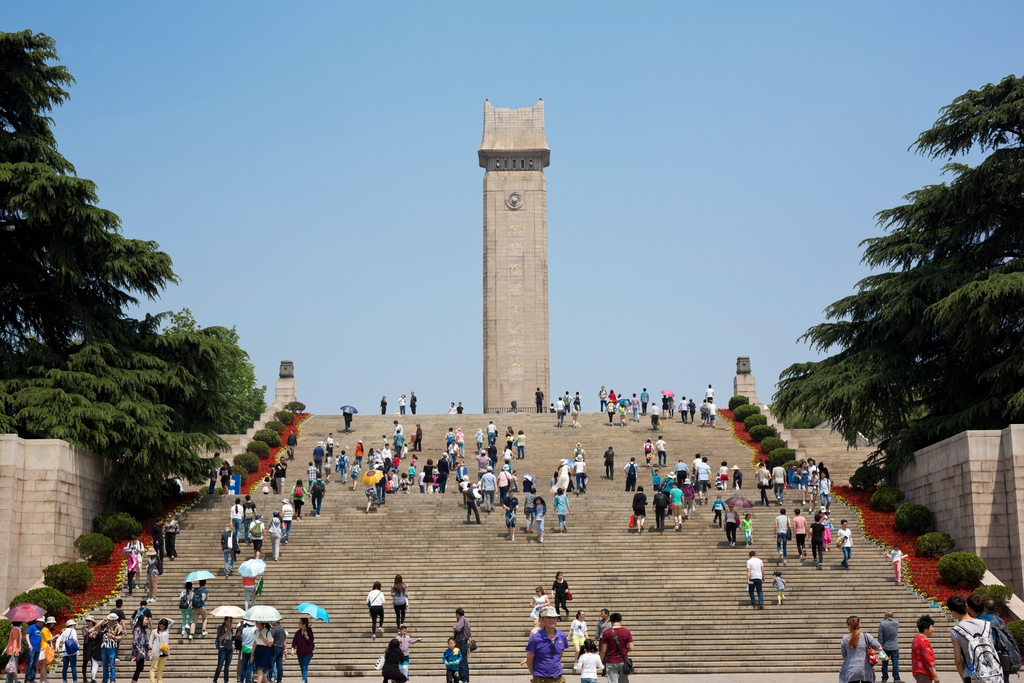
[184,570,215,583]
[295,602,330,623]
[238,559,267,578]
[617,398,632,406]
[339,405,359,414]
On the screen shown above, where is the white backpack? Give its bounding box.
[954,620,1003,683]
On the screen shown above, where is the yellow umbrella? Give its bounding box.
[362,469,384,485]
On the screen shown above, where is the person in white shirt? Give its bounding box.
[574,637,604,681]
[655,438,667,467]
[771,465,786,505]
[774,509,790,565]
[447,402,457,415]
[708,402,717,428]
[694,457,711,504]
[705,385,714,402]
[819,475,832,511]
[837,520,853,569]
[746,550,764,608]
[230,498,244,540]
[280,500,294,542]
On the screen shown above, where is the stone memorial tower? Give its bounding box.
[479,100,550,413]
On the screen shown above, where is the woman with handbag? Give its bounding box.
[149,618,171,683]
[551,573,570,621]
[839,616,882,683]
[367,582,386,640]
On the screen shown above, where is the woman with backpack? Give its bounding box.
[178,582,194,637]
[56,619,79,683]
[291,480,306,520]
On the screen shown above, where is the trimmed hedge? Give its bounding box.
[253,428,281,448]
[768,449,797,469]
[782,459,802,471]
[0,620,9,665]
[974,584,1014,608]
[284,402,305,413]
[759,437,786,455]
[747,425,778,442]
[231,465,249,476]
[733,404,761,423]
[1008,620,1024,650]
[895,502,935,533]
[43,561,93,593]
[234,453,260,474]
[275,410,296,425]
[94,511,142,540]
[246,441,270,458]
[9,587,72,624]
[869,487,906,512]
[265,420,287,433]
[743,414,768,430]
[74,533,115,563]
[916,532,955,558]
[938,552,986,587]
[728,395,749,410]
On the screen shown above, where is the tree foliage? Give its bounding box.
[775,75,1024,476]
[163,309,265,434]
[0,31,263,509]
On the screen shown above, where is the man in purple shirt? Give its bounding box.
[525,605,569,682]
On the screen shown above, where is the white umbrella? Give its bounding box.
[238,559,267,578]
[211,605,246,618]
[243,605,282,623]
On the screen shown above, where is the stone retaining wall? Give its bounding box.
[0,435,107,601]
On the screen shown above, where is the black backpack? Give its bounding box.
[312,481,325,496]
[991,616,1022,674]
[178,589,191,610]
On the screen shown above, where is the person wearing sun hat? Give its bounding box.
[100,613,124,683]
[56,618,79,682]
[82,615,103,682]
[525,605,569,683]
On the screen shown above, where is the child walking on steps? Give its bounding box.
[885,544,904,585]
[742,513,753,546]
[773,571,786,605]
[573,638,604,683]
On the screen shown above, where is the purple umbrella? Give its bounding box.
[725,496,754,509]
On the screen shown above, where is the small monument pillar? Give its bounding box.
[272,359,298,411]
[732,356,760,405]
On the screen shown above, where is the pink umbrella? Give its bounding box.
[4,603,45,623]
[661,390,675,397]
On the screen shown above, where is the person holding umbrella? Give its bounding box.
[214,616,234,683]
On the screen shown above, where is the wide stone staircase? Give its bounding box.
[105,410,952,677]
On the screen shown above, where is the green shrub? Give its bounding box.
[747,425,778,442]
[0,619,9,665]
[265,420,287,433]
[234,453,260,474]
[733,404,761,423]
[916,532,955,558]
[1008,620,1024,650]
[231,465,249,477]
[74,533,115,563]
[246,441,270,458]
[768,449,797,469]
[215,487,224,495]
[850,462,885,491]
[274,410,295,425]
[93,512,142,540]
[253,428,281,448]
[782,459,802,471]
[975,584,1014,608]
[43,561,93,593]
[743,414,768,430]
[284,402,305,413]
[895,503,935,533]
[938,552,987,587]
[9,587,72,624]
[869,487,906,512]
[759,437,786,455]
[728,395,749,410]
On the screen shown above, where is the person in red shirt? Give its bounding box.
[599,612,633,683]
[911,614,939,682]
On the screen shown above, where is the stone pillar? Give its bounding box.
[732,355,760,405]
[272,359,297,412]
[479,100,551,413]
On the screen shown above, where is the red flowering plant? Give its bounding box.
[69,492,202,617]
[718,409,766,470]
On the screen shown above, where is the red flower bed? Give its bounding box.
[67,492,202,617]
[65,412,311,618]
[833,485,970,606]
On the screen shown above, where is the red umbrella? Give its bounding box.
[661,390,675,397]
[4,603,45,623]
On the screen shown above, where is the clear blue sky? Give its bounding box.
[7,3,1022,414]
